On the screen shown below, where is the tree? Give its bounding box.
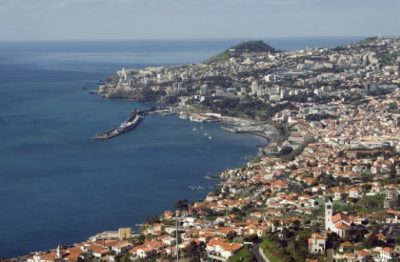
[388,102,398,111]
[115,252,131,262]
[280,146,293,155]
[227,232,237,242]
[244,234,259,243]
[137,234,146,245]
[357,195,384,211]
[337,176,351,185]
[145,216,160,224]
[363,235,378,248]
[292,220,301,232]
[361,172,374,182]
[311,222,322,233]
[390,164,397,179]
[139,88,165,102]
[326,232,341,249]
[175,199,190,211]
[361,184,372,194]
[319,173,338,187]
[77,254,94,262]
[183,241,204,262]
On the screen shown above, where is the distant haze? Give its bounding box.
[0,0,399,41]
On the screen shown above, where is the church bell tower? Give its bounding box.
[325,197,333,231]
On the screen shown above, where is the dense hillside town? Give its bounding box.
[12,37,400,262]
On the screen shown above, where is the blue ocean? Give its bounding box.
[0,37,363,257]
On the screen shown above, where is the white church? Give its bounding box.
[325,197,351,237]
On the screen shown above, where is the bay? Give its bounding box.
[0,37,363,257]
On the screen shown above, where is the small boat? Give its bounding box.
[193,128,197,132]
[179,114,188,120]
[204,132,208,136]
[204,174,218,180]
[208,136,213,140]
[188,186,205,191]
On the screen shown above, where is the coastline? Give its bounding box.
[6,36,399,261]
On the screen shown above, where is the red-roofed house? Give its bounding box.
[206,238,242,261]
[130,245,156,259]
[332,187,343,200]
[271,180,289,193]
[380,247,397,262]
[354,249,371,261]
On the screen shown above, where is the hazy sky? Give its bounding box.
[0,0,399,41]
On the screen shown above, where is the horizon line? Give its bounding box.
[0,35,392,43]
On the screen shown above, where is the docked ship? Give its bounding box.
[92,110,144,140]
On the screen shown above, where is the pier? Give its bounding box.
[92,107,172,140]
[92,109,144,140]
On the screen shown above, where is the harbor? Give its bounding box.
[91,103,276,143]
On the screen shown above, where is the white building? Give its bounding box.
[206,238,242,262]
[380,247,397,262]
[308,233,326,254]
[325,198,351,237]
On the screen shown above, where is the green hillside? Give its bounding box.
[206,40,277,64]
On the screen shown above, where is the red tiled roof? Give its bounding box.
[207,238,242,252]
[332,212,350,224]
[64,246,83,261]
[382,247,394,254]
[340,241,353,247]
[335,222,350,230]
[310,233,325,240]
[355,249,370,257]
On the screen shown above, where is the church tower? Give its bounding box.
[56,245,62,260]
[325,197,333,231]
